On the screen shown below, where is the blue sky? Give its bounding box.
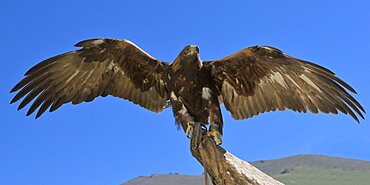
[1,1,369,185]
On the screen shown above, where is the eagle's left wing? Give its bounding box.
[205,46,365,122]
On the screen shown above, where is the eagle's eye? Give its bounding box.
[183,48,191,55]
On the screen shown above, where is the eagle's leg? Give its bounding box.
[207,101,224,145]
[188,122,207,150]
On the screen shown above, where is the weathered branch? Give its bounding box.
[189,122,284,185]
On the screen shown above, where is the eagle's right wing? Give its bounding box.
[11,38,170,118]
[205,46,365,122]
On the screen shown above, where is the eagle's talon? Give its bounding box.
[185,122,194,138]
[207,130,223,145]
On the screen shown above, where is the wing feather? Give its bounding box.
[206,46,365,122]
[11,38,170,118]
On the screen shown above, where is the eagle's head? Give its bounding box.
[182,45,199,55]
[175,45,201,66]
[171,45,203,71]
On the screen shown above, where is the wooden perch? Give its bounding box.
[189,122,284,185]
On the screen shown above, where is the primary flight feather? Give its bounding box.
[11,38,365,144]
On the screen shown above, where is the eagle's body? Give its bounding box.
[169,46,223,139]
[11,38,365,144]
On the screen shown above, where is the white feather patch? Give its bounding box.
[107,60,120,72]
[82,70,94,84]
[91,39,104,45]
[202,87,212,100]
[179,87,184,93]
[285,74,302,91]
[178,104,187,115]
[269,72,288,89]
[299,74,322,92]
[302,66,311,73]
[170,91,178,100]
[123,40,156,60]
[66,70,79,83]
[259,46,274,51]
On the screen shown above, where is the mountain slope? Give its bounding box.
[122,154,370,185]
[252,154,370,185]
[123,174,204,185]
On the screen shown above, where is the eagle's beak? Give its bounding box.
[189,45,199,54]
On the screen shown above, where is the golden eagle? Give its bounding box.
[11,38,365,144]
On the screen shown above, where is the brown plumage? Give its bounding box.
[205,46,365,123]
[11,38,365,144]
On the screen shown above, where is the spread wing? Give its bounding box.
[205,46,365,122]
[11,38,170,118]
